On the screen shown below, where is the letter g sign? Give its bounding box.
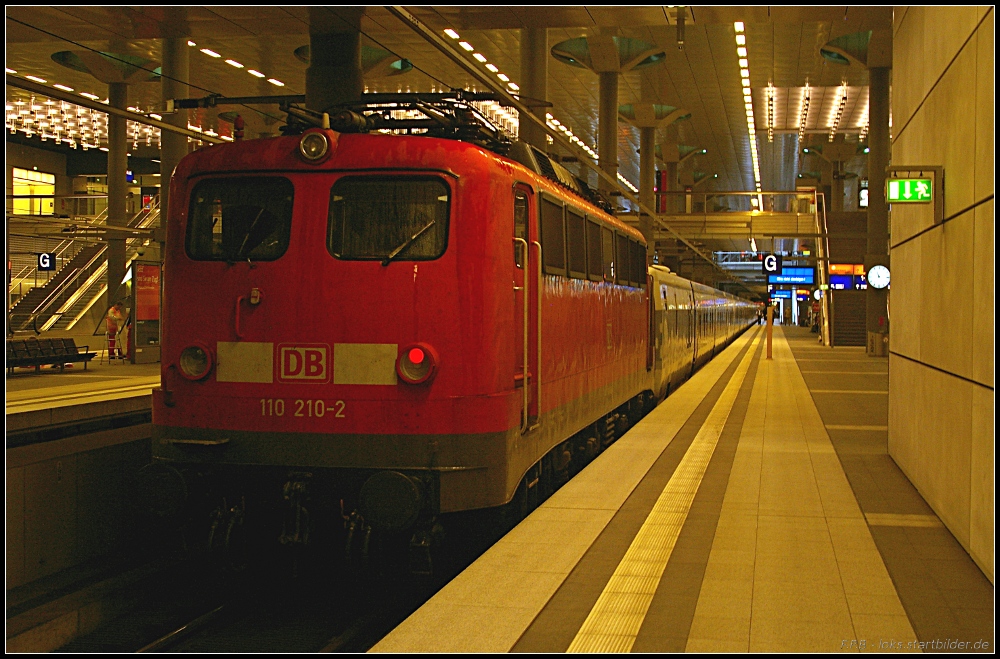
[762,254,782,275]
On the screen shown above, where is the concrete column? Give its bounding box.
[306,7,364,113]
[598,71,618,196]
[160,37,189,260]
[831,161,845,212]
[106,82,128,305]
[662,139,679,214]
[519,27,548,151]
[866,64,890,337]
[638,126,656,256]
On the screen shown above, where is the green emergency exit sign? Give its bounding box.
[887,178,933,203]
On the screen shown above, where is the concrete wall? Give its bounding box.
[888,6,993,582]
[6,429,151,590]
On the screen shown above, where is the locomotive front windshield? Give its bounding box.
[327,176,449,262]
[186,177,294,262]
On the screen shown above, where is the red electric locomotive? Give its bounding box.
[148,95,753,561]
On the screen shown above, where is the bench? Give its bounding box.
[6,338,97,374]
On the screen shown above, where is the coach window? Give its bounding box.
[186,177,294,262]
[540,197,566,276]
[586,218,603,282]
[631,240,646,287]
[328,176,449,261]
[616,232,631,286]
[514,190,528,268]
[601,226,615,282]
[566,207,587,280]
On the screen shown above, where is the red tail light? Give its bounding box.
[397,343,438,384]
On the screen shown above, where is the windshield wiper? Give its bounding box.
[228,207,266,265]
[381,218,436,266]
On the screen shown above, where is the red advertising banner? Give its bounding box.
[135,263,161,321]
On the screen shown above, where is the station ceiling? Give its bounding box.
[6,6,886,291]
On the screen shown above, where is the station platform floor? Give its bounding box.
[6,353,159,420]
[373,326,994,653]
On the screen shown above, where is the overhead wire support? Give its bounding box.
[384,6,749,292]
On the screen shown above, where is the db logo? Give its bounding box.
[277,344,330,383]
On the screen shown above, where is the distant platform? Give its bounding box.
[6,357,160,431]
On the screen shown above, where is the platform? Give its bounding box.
[6,356,159,432]
[372,326,994,653]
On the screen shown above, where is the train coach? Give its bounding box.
[146,95,756,564]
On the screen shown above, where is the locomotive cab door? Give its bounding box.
[513,185,540,432]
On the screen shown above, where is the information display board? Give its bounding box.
[130,261,161,364]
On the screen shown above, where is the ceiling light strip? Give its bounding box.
[443,26,639,191]
[387,7,751,293]
[797,83,811,142]
[828,82,848,142]
[734,22,762,207]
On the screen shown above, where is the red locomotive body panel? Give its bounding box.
[153,130,648,514]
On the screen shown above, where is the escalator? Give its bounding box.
[8,198,160,334]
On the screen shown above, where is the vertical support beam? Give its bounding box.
[831,161,845,212]
[106,82,128,305]
[160,36,189,261]
[638,126,656,258]
[519,27,548,151]
[306,7,364,113]
[662,139,679,215]
[598,70,618,196]
[866,64,890,342]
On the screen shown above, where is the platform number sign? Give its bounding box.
[37,253,56,271]
[887,178,932,203]
[762,254,782,276]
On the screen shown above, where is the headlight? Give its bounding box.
[179,344,212,380]
[298,132,329,161]
[396,343,438,385]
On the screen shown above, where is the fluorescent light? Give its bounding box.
[149,113,162,120]
[200,49,221,58]
[507,82,520,91]
[473,53,487,62]
[187,41,197,47]
[53,84,74,92]
[736,34,746,45]
[734,21,745,33]
[458,41,474,52]
[247,69,265,78]
[740,69,750,78]
[497,73,510,82]
[737,47,747,57]
[25,75,47,83]
[444,29,460,39]
[267,78,285,86]
[80,92,100,100]
[485,63,499,73]
[225,59,244,68]
[5,68,16,74]
[741,79,750,88]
